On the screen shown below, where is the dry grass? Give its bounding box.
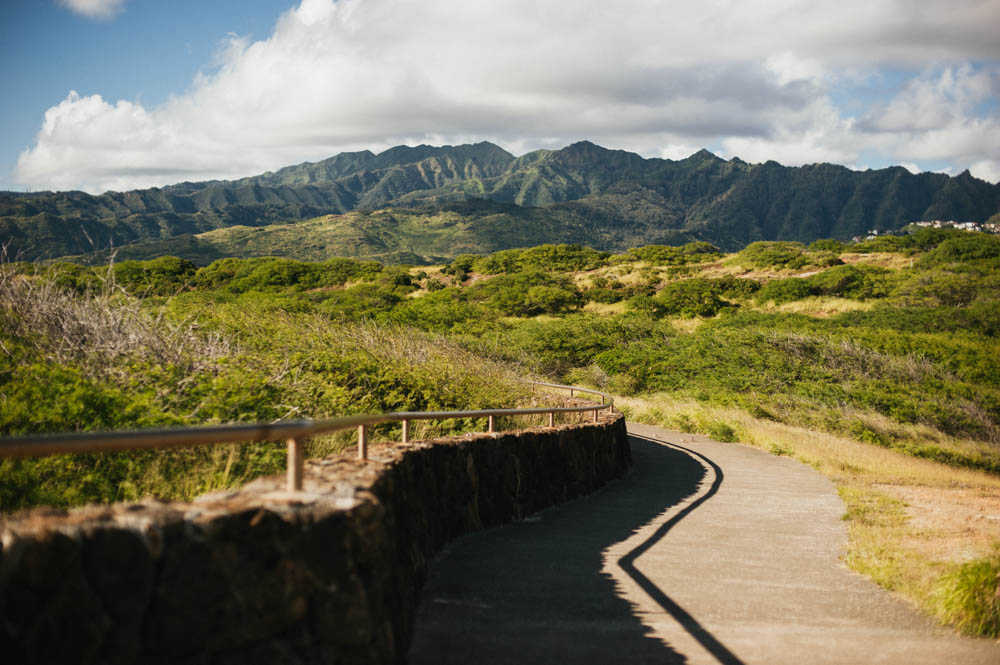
[0,264,233,382]
[582,301,628,315]
[755,296,876,317]
[614,393,1000,631]
[841,252,917,270]
[667,317,705,333]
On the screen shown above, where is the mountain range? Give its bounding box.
[2,140,998,263]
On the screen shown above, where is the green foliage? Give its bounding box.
[621,242,722,266]
[390,289,497,332]
[756,278,813,305]
[193,256,381,293]
[652,278,731,317]
[471,244,610,274]
[808,264,893,299]
[919,234,1000,266]
[464,270,583,316]
[6,236,1000,513]
[111,256,197,295]
[808,238,846,253]
[634,276,759,318]
[0,266,530,510]
[316,283,404,321]
[931,550,1000,637]
[593,315,1000,456]
[851,227,971,254]
[735,241,811,269]
[503,313,660,375]
[442,253,476,280]
[756,265,894,304]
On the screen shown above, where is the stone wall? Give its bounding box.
[0,414,629,664]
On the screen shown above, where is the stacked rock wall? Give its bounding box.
[0,415,629,664]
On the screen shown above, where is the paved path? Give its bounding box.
[408,423,1000,664]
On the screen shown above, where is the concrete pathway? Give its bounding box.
[408,423,1000,664]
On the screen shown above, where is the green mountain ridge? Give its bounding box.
[2,140,998,261]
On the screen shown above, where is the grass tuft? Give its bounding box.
[931,550,1000,637]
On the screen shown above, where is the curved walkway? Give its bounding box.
[408,422,1000,664]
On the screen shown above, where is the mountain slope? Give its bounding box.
[2,140,998,260]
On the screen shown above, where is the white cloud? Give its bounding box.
[58,0,127,20]
[970,160,1000,184]
[17,0,1000,192]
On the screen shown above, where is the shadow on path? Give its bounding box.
[408,433,735,664]
[619,435,746,665]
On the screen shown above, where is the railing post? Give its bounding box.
[569,388,575,398]
[358,425,368,460]
[593,409,599,422]
[547,411,554,428]
[488,415,495,433]
[287,437,304,492]
[401,418,409,444]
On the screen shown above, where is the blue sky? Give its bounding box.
[4,0,1000,193]
[0,0,291,190]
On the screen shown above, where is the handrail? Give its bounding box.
[0,382,614,492]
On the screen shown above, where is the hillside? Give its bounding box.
[65,199,699,266]
[5,231,1000,635]
[2,141,999,261]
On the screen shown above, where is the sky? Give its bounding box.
[3,0,999,194]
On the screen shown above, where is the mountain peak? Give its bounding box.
[686,148,721,161]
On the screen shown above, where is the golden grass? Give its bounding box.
[667,317,705,333]
[614,393,1000,631]
[751,296,875,317]
[582,301,628,315]
[841,252,917,270]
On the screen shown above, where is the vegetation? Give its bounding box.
[4,141,999,262]
[3,229,1000,635]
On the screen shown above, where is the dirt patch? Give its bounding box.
[874,483,1000,563]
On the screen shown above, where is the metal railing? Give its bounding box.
[0,382,614,492]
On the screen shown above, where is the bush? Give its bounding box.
[735,241,810,269]
[193,256,381,293]
[465,270,582,316]
[808,238,846,253]
[756,278,813,304]
[932,551,1000,637]
[471,244,610,274]
[919,234,1000,266]
[655,279,728,317]
[808,264,892,299]
[111,256,197,295]
[584,275,654,303]
[623,242,722,266]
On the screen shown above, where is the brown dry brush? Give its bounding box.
[0,257,233,383]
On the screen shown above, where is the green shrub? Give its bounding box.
[623,242,722,266]
[317,283,403,320]
[110,256,197,295]
[471,244,610,274]
[465,270,582,316]
[919,234,1000,266]
[808,238,846,253]
[653,279,730,317]
[193,256,381,293]
[808,264,893,299]
[706,421,738,442]
[735,241,810,269]
[756,278,813,304]
[850,235,913,253]
[932,551,1000,637]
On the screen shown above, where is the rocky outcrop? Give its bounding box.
[0,415,629,664]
